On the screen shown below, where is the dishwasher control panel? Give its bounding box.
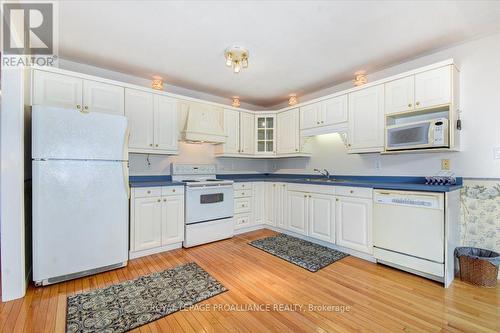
[374,190,442,209]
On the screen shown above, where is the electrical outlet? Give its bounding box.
[494,147,500,160]
[441,159,450,170]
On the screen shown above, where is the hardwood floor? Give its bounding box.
[1,229,499,332]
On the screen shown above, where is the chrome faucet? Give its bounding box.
[314,168,331,179]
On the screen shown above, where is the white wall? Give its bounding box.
[0,68,27,301]
[274,32,500,178]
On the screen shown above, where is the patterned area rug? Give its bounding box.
[250,233,348,272]
[66,262,226,332]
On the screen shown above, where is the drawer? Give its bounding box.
[234,213,252,230]
[234,182,253,191]
[234,197,252,214]
[133,187,162,198]
[235,189,253,198]
[336,186,372,199]
[161,186,184,196]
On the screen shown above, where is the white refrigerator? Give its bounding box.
[32,106,130,286]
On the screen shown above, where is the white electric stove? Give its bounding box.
[171,164,234,247]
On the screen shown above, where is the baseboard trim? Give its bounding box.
[234,224,376,263]
[129,242,182,260]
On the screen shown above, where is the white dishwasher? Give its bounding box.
[373,190,445,281]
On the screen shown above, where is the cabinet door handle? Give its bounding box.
[172,189,176,192]
[157,199,161,202]
[76,104,81,109]
[155,144,159,147]
[336,198,339,202]
[84,105,89,110]
[416,101,420,106]
[350,190,354,194]
[149,143,153,147]
[408,103,412,108]
[163,199,167,202]
[147,190,151,194]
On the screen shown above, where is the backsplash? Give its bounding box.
[460,179,500,252]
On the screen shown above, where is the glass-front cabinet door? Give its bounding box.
[255,115,276,155]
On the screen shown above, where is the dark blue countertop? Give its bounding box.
[129,175,184,188]
[217,174,463,192]
[129,174,462,192]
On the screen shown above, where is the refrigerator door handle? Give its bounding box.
[123,125,130,161]
[123,161,130,199]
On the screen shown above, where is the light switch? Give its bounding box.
[494,147,500,160]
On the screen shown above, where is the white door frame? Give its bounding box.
[1,67,28,301]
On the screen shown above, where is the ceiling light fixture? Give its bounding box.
[151,78,163,90]
[232,97,241,107]
[288,94,298,106]
[224,46,249,74]
[353,73,367,87]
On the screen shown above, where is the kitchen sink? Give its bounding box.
[304,178,349,183]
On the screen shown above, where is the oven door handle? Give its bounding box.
[186,185,234,190]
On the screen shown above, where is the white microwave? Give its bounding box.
[386,118,449,151]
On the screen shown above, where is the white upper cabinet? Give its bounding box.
[336,196,373,254]
[287,191,308,235]
[277,108,299,154]
[33,70,124,115]
[216,109,240,154]
[154,95,178,152]
[322,95,348,126]
[240,112,255,155]
[348,85,385,153]
[308,193,335,243]
[125,89,178,154]
[415,66,451,109]
[33,70,83,110]
[300,95,347,131]
[300,103,321,130]
[255,115,276,155]
[385,76,414,115]
[125,88,155,151]
[386,66,452,114]
[83,80,124,115]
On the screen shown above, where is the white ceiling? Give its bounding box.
[59,1,500,107]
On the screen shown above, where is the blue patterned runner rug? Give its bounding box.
[66,262,227,332]
[250,233,348,272]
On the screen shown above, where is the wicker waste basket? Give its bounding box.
[455,247,500,287]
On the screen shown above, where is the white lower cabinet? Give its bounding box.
[130,186,184,258]
[133,196,162,251]
[287,191,308,234]
[264,183,286,227]
[253,182,265,225]
[308,193,335,242]
[287,189,335,241]
[161,195,184,245]
[335,195,373,254]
